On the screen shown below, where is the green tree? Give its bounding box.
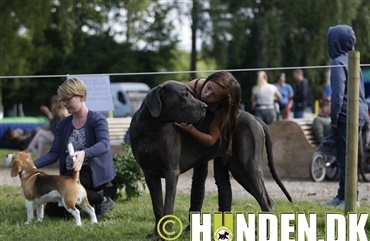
[0,0,53,106]
[193,0,369,108]
[352,0,370,64]
[2,0,369,116]
[1,0,180,115]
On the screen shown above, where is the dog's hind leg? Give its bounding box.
[24,199,34,225]
[229,160,275,211]
[144,172,164,238]
[36,204,44,222]
[64,199,82,226]
[247,176,275,212]
[66,207,82,226]
[78,198,98,224]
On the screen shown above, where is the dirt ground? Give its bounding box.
[1,165,369,205]
[174,169,370,204]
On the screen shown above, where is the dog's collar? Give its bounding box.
[21,171,41,186]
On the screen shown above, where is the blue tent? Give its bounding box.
[0,116,48,149]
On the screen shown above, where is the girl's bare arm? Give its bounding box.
[175,117,220,147]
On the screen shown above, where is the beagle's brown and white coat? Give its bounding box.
[6,152,97,226]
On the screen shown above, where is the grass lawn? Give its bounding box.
[1,149,369,240]
[0,185,369,241]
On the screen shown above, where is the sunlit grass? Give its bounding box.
[1,149,369,240]
[0,185,369,241]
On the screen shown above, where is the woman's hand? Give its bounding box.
[40,105,53,120]
[175,123,194,133]
[40,105,50,114]
[72,150,86,171]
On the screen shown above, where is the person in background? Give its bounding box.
[251,71,282,125]
[312,98,331,143]
[323,83,332,100]
[323,25,368,207]
[34,78,116,219]
[40,97,58,121]
[292,69,312,118]
[24,95,68,157]
[274,72,294,119]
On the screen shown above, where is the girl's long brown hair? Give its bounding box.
[201,71,241,155]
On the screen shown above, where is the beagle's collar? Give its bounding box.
[21,171,41,187]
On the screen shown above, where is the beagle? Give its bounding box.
[6,152,97,226]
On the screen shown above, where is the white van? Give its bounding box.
[109,82,150,117]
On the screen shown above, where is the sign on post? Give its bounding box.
[69,75,114,112]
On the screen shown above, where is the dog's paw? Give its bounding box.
[91,218,98,224]
[24,221,31,225]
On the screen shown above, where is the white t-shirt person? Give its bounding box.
[251,71,281,125]
[252,84,279,109]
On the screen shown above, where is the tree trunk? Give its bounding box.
[190,0,199,79]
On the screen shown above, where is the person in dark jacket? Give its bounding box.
[34,78,116,219]
[323,25,368,207]
[292,69,312,118]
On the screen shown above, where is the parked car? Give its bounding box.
[101,82,150,117]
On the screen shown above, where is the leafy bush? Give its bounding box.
[112,143,146,200]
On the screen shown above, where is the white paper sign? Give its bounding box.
[69,75,114,111]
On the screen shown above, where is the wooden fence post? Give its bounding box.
[345,51,360,214]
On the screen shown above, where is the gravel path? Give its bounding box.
[174,169,370,204]
[1,166,369,205]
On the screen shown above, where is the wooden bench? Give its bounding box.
[292,118,320,148]
[107,117,131,146]
[263,118,319,179]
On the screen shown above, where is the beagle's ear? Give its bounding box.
[10,160,22,177]
[145,84,165,118]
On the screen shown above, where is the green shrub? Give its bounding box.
[112,143,146,200]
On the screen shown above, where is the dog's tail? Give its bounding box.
[257,118,292,203]
[72,171,81,184]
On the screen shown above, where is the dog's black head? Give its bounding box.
[145,81,207,123]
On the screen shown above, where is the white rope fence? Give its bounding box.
[1,64,369,79]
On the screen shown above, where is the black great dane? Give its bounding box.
[130,81,292,239]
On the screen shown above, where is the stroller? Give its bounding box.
[310,132,338,182]
[310,130,370,182]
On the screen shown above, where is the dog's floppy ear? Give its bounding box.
[145,84,165,118]
[10,160,22,177]
[8,153,24,177]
